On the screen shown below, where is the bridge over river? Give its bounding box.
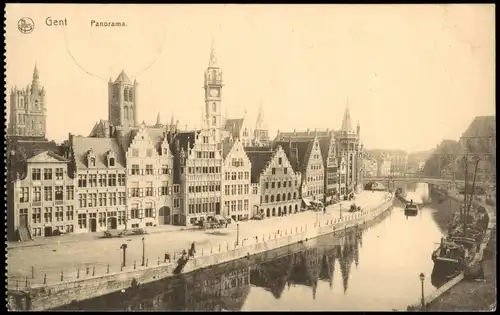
[51,183,463,311]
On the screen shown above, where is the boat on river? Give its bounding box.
[404,201,419,216]
[431,237,475,273]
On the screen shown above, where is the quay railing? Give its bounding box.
[8,194,395,292]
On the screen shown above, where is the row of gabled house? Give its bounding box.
[7,119,359,240]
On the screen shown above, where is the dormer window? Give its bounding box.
[87,150,96,168]
[107,150,116,168]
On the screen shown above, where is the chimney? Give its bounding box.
[288,136,292,158]
[176,139,180,152]
[295,146,299,170]
[185,124,188,131]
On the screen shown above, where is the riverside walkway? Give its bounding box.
[7,191,393,311]
[7,191,390,289]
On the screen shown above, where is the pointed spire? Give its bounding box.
[341,105,353,132]
[33,62,39,80]
[208,37,219,68]
[156,112,162,126]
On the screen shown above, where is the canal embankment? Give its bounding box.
[406,189,496,311]
[7,193,395,311]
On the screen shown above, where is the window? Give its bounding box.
[203,136,209,144]
[65,186,74,200]
[44,187,53,201]
[271,182,275,189]
[118,192,126,205]
[32,168,41,180]
[245,172,249,180]
[55,168,64,180]
[78,214,87,229]
[66,206,74,221]
[212,117,217,125]
[32,208,41,223]
[161,165,169,174]
[145,165,154,175]
[163,148,169,155]
[173,185,180,194]
[277,182,281,189]
[146,149,153,157]
[271,195,275,202]
[118,174,126,186]
[109,158,115,167]
[99,193,107,206]
[145,203,153,218]
[55,186,64,201]
[43,168,52,180]
[89,157,96,167]
[132,149,139,157]
[131,164,140,175]
[130,203,140,219]
[108,174,116,186]
[278,158,282,165]
[284,168,288,174]
[20,187,29,203]
[97,174,105,187]
[88,193,97,207]
[146,182,153,196]
[55,207,64,222]
[160,182,169,195]
[253,186,258,194]
[109,193,117,206]
[265,195,269,203]
[78,175,87,187]
[272,168,276,175]
[44,207,52,223]
[89,175,97,187]
[173,198,180,208]
[265,182,269,189]
[33,187,41,202]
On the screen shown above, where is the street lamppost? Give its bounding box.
[120,243,128,267]
[419,272,425,310]
[141,237,146,267]
[236,223,240,246]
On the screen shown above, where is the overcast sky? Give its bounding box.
[6,4,495,152]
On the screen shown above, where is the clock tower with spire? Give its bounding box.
[204,41,224,143]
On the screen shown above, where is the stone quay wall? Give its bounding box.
[406,191,496,311]
[10,195,395,311]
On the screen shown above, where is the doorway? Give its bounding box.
[107,217,117,230]
[44,226,52,237]
[161,207,171,225]
[20,213,28,228]
[90,218,97,232]
[215,202,221,215]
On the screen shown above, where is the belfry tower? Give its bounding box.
[203,41,224,143]
[108,70,138,128]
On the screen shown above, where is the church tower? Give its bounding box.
[108,70,138,128]
[253,104,270,146]
[204,42,224,143]
[8,64,47,138]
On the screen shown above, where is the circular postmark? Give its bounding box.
[18,17,35,34]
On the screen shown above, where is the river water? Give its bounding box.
[56,183,457,311]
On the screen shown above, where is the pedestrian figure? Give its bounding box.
[190,242,196,254]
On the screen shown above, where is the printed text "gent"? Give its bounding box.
[45,17,67,26]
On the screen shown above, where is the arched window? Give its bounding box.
[19,99,24,108]
[212,117,217,126]
[271,195,274,202]
[266,208,270,217]
[212,102,217,112]
[212,70,217,82]
[295,204,298,213]
[293,192,297,199]
[272,208,276,216]
[282,193,286,201]
[124,88,129,102]
[289,205,292,214]
[288,192,291,200]
[278,207,281,216]
[124,106,129,119]
[128,89,133,101]
[276,194,280,202]
[90,157,96,167]
[265,195,269,203]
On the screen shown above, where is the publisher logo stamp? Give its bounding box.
[18,17,35,34]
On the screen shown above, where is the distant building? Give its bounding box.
[245,146,302,218]
[362,154,378,178]
[8,64,47,138]
[221,105,271,147]
[377,158,391,176]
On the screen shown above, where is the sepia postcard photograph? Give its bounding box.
[4,3,496,312]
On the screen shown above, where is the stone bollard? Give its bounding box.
[107,264,110,274]
[60,271,64,282]
[25,276,29,287]
[43,274,47,285]
[134,261,137,270]
[86,267,89,275]
[77,268,80,279]
[92,266,95,276]
[157,257,160,266]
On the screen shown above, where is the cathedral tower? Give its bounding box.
[108,70,138,128]
[8,64,47,138]
[204,42,224,143]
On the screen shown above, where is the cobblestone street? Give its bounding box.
[7,191,388,287]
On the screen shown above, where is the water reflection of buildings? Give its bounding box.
[251,227,362,300]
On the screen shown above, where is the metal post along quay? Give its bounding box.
[419,272,425,310]
[120,243,127,267]
[141,237,146,267]
[236,223,240,246]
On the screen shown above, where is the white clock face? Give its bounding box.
[210,89,218,97]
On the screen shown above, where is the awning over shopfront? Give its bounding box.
[302,198,312,207]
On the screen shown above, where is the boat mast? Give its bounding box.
[466,159,480,220]
[463,158,468,236]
